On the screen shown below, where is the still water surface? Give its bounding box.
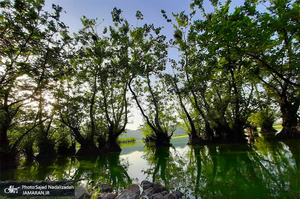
[1,137,299,198]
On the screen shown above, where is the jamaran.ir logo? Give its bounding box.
[4,185,20,194]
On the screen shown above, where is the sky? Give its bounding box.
[43,0,244,130]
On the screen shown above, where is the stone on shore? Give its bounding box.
[141,180,153,190]
[126,184,140,195]
[75,186,91,199]
[151,193,164,199]
[163,193,176,199]
[92,181,184,199]
[98,192,118,199]
[100,184,113,192]
[116,189,139,199]
[141,187,155,198]
[174,189,184,198]
[152,183,166,193]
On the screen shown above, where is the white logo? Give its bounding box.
[4,185,20,194]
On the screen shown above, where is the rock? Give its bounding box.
[152,183,166,193]
[97,193,106,199]
[163,193,176,199]
[151,193,164,199]
[161,191,168,196]
[141,180,153,190]
[100,184,112,192]
[173,189,184,198]
[75,186,91,199]
[101,193,118,199]
[141,187,155,198]
[116,189,139,199]
[126,184,140,195]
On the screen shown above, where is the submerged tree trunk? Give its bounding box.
[276,98,300,139]
[36,118,56,160]
[260,119,277,134]
[76,139,99,156]
[61,118,99,156]
[0,99,17,167]
[129,78,172,147]
[214,119,246,143]
[154,131,172,147]
[102,126,122,152]
[23,139,35,165]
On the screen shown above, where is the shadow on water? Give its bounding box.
[0,138,299,198]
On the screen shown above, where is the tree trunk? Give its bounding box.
[61,120,99,156]
[76,140,99,156]
[214,119,246,143]
[0,126,9,151]
[102,126,122,152]
[36,138,56,160]
[276,97,300,139]
[260,122,277,134]
[0,123,17,168]
[188,133,204,145]
[154,131,171,147]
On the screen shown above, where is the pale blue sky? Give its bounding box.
[43,0,245,130]
[45,0,205,34]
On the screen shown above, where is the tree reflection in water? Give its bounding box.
[142,139,299,198]
[0,139,298,198]
[9,152,132,193]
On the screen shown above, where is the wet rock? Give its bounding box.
[100,184,112,192]
[173,189,184,198]
[126,184,140,195]
[116,189,139,199]
[161,191,168,196]
[97,193,105,198]
[99,193,117,199]
[141,187,155,198]
[141,180,153,190]
[151,193,164,199]
[152,183,166,193]
[75,186,91,199]
[163,193,176,199]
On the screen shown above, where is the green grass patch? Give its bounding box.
[274,125,283,130]
[117,137,136,143]
[172,135,189,139]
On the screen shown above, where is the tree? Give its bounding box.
[166,2,257,144]
[128,20,176,147]
[0,0,69,166]
[59,13,130,154]
[239,0,300,138]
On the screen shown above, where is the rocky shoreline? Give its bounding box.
[75,180,184,199]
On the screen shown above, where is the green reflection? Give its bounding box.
[1,152,132,193]
[141,140,299,198]
[0,139,299,198]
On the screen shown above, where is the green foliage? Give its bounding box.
[140,123,155,140]
[0,0,71,158]
[248,108,278,128]
[1,0,299,162]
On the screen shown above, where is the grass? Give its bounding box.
[117,137,136,143]
[172,135,189,139]
[274,125,283,130]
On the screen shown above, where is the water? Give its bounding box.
[1,137,299,198]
